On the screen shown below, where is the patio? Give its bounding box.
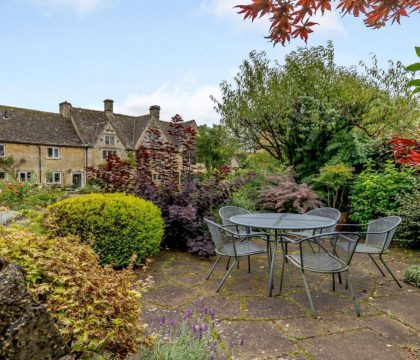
[139,245,420,360]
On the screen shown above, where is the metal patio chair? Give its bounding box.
[338,216,403,287]
[280,232,361,316]
[219,205,270,269]
[205,218,269,292]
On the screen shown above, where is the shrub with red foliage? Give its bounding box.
[389,137,420,166]
[87,115,250,256]
[259,174,323,213]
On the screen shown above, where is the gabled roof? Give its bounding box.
[0,105,83,147]
[0,103,197,150]
[159,120,197,150]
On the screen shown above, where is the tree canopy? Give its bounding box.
[236,0,420,45]
[213,43,419,179]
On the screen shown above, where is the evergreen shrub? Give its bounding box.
[43,193,164,267]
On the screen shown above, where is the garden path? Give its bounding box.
[137,243,420,360]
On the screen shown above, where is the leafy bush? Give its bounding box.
[259,174,323,213]
[0,181,30,208]
[404,266,420,288]
[43,193,164,267]
[87,116,248,257]
[350,162,418,224]
[389,189,420,249]
[312,163,354,211]
[0,226,151,358]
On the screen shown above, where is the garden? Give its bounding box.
[0,43,419,359]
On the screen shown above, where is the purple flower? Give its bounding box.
[240,338,244,346]
[183,308,193,319]
[159,316,165,326]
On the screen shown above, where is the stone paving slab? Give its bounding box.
[139,248,420,359]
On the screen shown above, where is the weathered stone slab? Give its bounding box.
[192,295,242,319]
[362,315,420,350]
[245,296,306,319]
[299,329,416,360]
[370,294,420,330]
[142,285,198,308]
[215,320,295,360]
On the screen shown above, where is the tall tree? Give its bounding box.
[196,125,236,173]
[236,0,420,45]
[213,43,418,179]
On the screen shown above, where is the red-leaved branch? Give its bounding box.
[389,137,420,166]
[236,0,420,45]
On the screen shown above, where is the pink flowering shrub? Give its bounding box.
[259,175,323,213]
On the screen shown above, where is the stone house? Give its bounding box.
[0,100,197,187]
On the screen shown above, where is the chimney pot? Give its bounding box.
[149,105,160,120]
[104,99,114,114]
[59,101,72,118]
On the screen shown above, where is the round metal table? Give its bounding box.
[229,213,336,296]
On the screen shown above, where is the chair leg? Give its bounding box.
[332,273,336,291]
[268,239,278,297]
[216,258,238,292]
[346,271,360,316]
[206,255,222,280]
[379,255,402,288]
[226,257,230,270]
[237,258,240,269]
[368,254,386,277]
[337,272,343,284]
[279,253,286,295]
[248,255,251,273]
[301,270,316,317]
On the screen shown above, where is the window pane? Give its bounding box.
[54,148,59,158]
[48,148,53,157]
[103,150,107,159]
[54,173,60,183]
[0,144,4,156]
[0,172,5,180]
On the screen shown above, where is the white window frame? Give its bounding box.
[104,135,116,146]
[0,143,5,157]
[0,171,7,181]
[102,149,117,159]
[47,147,60,159]
[45,172,62,184]
[18,171,32,182]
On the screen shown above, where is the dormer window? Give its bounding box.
[47,147,60,159]
[0,144,4,157]
[105,135,115,145]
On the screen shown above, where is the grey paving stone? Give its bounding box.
[245,296,306,319]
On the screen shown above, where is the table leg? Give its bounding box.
[268,230,278,297]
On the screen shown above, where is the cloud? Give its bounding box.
[200,0,346,36]
[25,0,116,14]
[116,77,221,126]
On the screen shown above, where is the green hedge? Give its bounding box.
[43,193,164,267]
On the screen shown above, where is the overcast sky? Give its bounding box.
[1,0,419,124]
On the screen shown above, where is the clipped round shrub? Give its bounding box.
[404,266,420,288]
[0,226,152,358]
[43,193,164,267]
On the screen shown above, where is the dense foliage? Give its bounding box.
[0,226,150,358]
[236,0,420,45]
[350,162,418,224]
[404,266,420,287]
[259,174,323,213]
[389,189,420,248]
[214,43,418,180]
[0,181,65,210]
[44,193,164,267]
[406,46,420,95]
[312,163,354,211]
[196,124,236,173]
[87,116,248,257]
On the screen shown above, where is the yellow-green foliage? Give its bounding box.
[43,193,164,267]
[0,226,151,358]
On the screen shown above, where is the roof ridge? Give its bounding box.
[0,104,60,116]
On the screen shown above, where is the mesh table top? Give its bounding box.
[229,213,336,231]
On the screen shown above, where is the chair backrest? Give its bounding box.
[307,207,341,233]
[219,206,250,233]
[205,218,229,253]
[366,216,402,252]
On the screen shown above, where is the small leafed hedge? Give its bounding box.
[0,227,151,358]
[43,193,164,267]
[404,266,420,288]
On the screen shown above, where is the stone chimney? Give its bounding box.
[104,99,114,115]
[59,101,72,118]
[149,105,160,120]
